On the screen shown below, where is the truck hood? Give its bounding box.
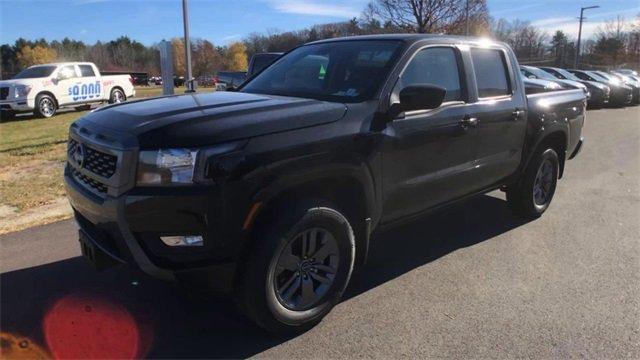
[0,79,33,87]
[80,91,347,148]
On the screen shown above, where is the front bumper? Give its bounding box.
[65,166,240,292]
[569,137,584,159]
[0,98,35,112]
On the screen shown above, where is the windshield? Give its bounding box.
[554,68,581,81]
[241,40,404,103]
[523,66,557,81]
[13,65,56,79]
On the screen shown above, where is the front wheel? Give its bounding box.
[34,94,57,118]
[109,88,125,104]
[238,201,355,333]
[507,148,559,218]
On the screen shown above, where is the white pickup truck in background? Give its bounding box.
[0,62,135,118]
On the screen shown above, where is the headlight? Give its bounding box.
[14,85,32,98]
[136,148,197,186]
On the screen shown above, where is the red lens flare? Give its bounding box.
[43,293,151,359]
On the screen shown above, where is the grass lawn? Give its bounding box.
[0,86,215,233]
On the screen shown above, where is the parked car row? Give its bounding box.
[520,65,639,108]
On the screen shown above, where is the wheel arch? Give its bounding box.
[35,91,58,107]
[243,167,376,268]
[527,130,568,179]
[110,86,125,96]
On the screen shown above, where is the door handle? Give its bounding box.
[460,116,478,128]
[512,109,524,120]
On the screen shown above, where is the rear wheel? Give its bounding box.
[238,200,355,333]
[507,148,559,218]
[109,88,125,104]
[34,94,57,118]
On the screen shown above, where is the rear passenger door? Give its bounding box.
[70,64,102,103]
[465,47,527,189]
[382,46,480,222]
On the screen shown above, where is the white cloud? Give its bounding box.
[220,34,241,43]
[266,0,362,18]
[491,3,543,16]
[530,7,640,39]
[532,18,635,39]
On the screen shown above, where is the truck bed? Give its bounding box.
[526,89,586,159]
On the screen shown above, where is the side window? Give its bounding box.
[79,65,96,77]
[399,47,463,102]
[58,65,77,80]
[470,48,511,98]
[573,72,589,81]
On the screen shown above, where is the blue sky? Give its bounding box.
[0,0,638,45]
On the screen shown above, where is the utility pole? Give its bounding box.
[465,0,470,36]
[182,0,195,92]
[574,5,599,68]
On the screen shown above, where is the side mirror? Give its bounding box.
[528,75,536,79]
[398,84,446,113]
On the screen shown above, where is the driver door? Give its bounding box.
[381,46,479,222]
[55,64,80,106]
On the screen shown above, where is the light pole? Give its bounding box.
[465,0,470,36]
[182,0,195,92]
[574,5,599,68]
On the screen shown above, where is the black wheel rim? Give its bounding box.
[533,158,554,206]
[273,227,339,311]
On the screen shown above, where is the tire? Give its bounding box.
[109,88,126,104]
[34,94,57,118]
[238,200,355,333]
[0,111,16,121]
[507,148,559,219]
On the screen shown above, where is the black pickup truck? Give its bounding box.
[65,35,585,332]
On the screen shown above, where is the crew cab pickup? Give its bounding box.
[0,62,135,118]
[65,35,585,332]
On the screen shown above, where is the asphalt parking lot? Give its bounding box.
[1,106,638,358]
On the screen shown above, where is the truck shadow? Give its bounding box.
[0,194,530,358]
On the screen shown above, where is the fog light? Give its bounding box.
[160,235,203,247]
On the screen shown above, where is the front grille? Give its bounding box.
[71,167,108,194]
[84,147,117,178]
[68,139,117,178]
[68,138,119,195]
[0,87,8,100]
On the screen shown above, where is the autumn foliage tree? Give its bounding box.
[16,45,57,68]
[225,42,248,71]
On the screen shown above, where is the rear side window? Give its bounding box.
[471,48,511,98]
[79,65,96,77]
[572,71,590,81]
[399,47,463,102]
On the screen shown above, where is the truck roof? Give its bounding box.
[307,34,508,48]
[29,62,95,67]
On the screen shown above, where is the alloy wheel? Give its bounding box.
[39,98,55,117]
[273,227,339,311]
[113,90,124,103]
[533,158,554,206]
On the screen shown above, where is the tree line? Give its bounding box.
[1,0,638,79]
